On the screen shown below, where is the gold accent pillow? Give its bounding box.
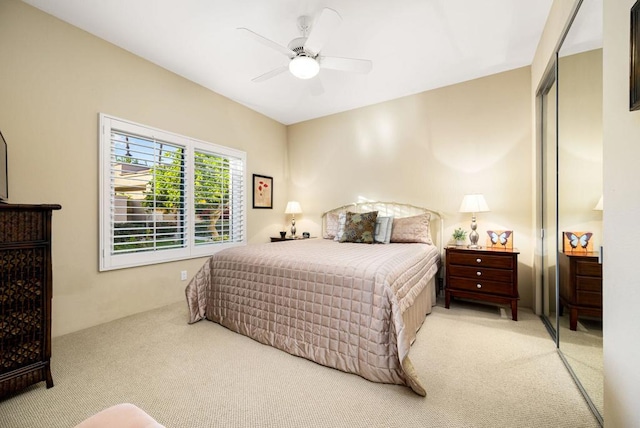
[390,213,432,244]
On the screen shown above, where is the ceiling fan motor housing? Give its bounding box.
[288,37,315,58]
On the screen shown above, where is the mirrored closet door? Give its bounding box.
[557,0,603,421]
[538,0,603,424]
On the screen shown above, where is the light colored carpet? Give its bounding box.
[0,299,599,428]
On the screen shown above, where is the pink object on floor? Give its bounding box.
[74,403,164,428]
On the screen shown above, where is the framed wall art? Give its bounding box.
[252,174,272,209]
[631,0,640,110]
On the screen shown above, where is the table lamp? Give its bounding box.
[459,194,490,248]
[285,201,302,237]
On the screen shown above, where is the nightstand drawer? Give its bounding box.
[448,265,514,283]
[575,260,601,277]
[576,290,602,307]
[447,252,514,269]
[448,277,513,296]
[576,276,601,292]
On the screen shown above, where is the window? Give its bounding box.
[99,114,246,270]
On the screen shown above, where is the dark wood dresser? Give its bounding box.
[445,246,519,320]
[0,203,61,398]
[559,251,602,331]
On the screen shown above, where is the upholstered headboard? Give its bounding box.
[321,201,444,254]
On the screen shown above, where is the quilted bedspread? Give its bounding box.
[185,239,440,396]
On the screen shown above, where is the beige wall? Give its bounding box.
[0,0,287,336]
[288,67,535,308]
[603,0,640,425]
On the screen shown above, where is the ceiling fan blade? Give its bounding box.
[304,8,342,56]
[238,27,295,58]
[320,56,373,74]
[308,76,324,96]
[252,65,288,83]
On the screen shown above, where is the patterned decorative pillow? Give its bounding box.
[374,216,393,244]
[390,213,432,244]
[323,213,339,239]
[334,212,347,242]
[340,211,378,244]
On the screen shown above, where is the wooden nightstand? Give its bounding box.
[270,236,314,242]
[558,251,602,331]
[445,246,520,320]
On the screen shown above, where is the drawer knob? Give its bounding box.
[476,271,482,276]
[477,284,482,289]
[476,258,482,263]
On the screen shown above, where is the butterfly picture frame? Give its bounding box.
[563,231,594,252]
[486,230,513,249]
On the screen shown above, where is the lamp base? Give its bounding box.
[468,215,480,248]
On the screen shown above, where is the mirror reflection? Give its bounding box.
[557,0,603,420]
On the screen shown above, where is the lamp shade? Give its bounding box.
[459,194,490,213]
[289,56,320,79]
[285,201,302,214]
[594,195,603,211]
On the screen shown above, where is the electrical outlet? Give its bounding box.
[180,270,187,281]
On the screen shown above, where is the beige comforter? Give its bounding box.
[185,239,439,396]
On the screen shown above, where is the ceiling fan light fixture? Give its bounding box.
[289,55,319,79]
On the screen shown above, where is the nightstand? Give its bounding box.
[270,236,314,242]
[270,236,294,242]
[445,246,520,320]
[558,251,602,331]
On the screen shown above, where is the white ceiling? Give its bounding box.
[22,0,555,125]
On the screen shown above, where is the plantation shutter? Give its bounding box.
[193,148,245,246]
[109,131,187,255]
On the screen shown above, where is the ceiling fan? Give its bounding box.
[238,8,373,85]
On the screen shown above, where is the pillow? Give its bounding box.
[334,212,347,242]
[323,213,339,239]
[339,211,378,244]
[390,213,432,244]
[374,216,394,244]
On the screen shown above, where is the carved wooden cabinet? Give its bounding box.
[0,203,61,398]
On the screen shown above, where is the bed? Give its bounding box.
[185,202,443,396]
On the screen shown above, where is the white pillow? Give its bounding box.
[323,213,339,239]
[334,212,347,242]
[374,216,393,244]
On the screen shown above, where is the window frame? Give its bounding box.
[99,113,246,271]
